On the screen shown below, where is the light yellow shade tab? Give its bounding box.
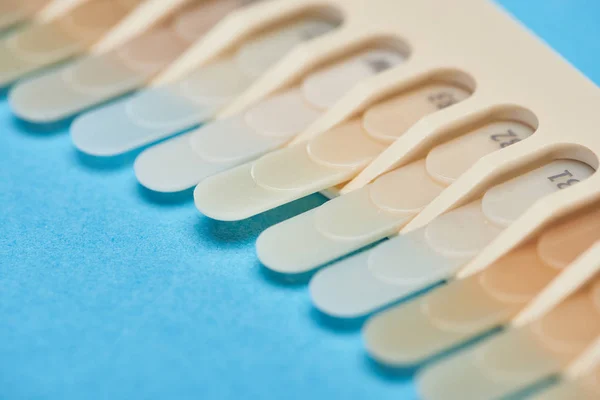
[52,0,143,45]
[363,84,470,143]
[364,268,524,366]
[537,208,600,270]
[417,328,568,400]
[363,240,566,367]
[426,121,533,185]
[0,0,140,87]
[193,82,469,221]
[0,22,83,87]
[256,120,533,275]
[135,47,402,193]
[9,0,242,123]
[308,160,595,319]
[71,17,336,157]
[418,279,600,400]
[364,210,600,365]
[482,161,594,228]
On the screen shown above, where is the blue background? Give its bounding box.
[2,1,600,399]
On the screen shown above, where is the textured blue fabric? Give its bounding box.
[1,1,599,399]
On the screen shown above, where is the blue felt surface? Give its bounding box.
[1,1,600,399]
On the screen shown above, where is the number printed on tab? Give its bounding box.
[490,129,524,148]
[547,169,582,189]
[428,90,464,110]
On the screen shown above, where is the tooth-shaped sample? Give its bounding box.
[10,0,247,122]
[136,49,405,192]
[257,121,532,273]
[70,18,337,156]
[0,0,50,31]
[309,160,595,318]
[192,84,473,220]
[0,0,142,87]
[362,207,600,366]
[193,83,470,220]
[417,280,600,400]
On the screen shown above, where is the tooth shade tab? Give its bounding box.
[58,0,143,45]
[71,17,338,156]
[175,59,258,107]
[257,120,531,275]
[364,204,600,366]
[365,244,559,366]
[417,328,566,400]
[10,0,254,123]
[0,0,142,87]
[537,207,600,270]
[194,78,470,220]
[11,54,145,122]
[0,22,83,87]
[309,231,461,318]
[309,160,594,318]
[364,276,517,366]
[363,84,471,142]
[113,30,188,74]
[172,0,249,43]
[234,19,339,79]
[426,120,534,185]
[301,49,406,109]
[478,249,559,305]
[423,201,504,259]
[136,47,401,194]
[482,159,595,228]
[242,89,323,138]
[531,287,600,355]
[417,282,600,400]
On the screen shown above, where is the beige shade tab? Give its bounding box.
[70,17,337,157]
[0,0,142,87]
[134,48,403,193]
[417,272,600,400]
[255,120,533,275]
[362,206,600,366]
[9,0,248,123]
[193,81,467,221]
[308,160,594,318]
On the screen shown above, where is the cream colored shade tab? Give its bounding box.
[0,0,51,31]
[0,0,142,87]
[308,160,595,318]
[362,207,600,366]
[69,17,336,156]
[191,82,469,220]
[134,48,405,193]
[417,278,600,400]
[9,0,249,123]
[256,120,533,275]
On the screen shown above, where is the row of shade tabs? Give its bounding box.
[3,1,600,399]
